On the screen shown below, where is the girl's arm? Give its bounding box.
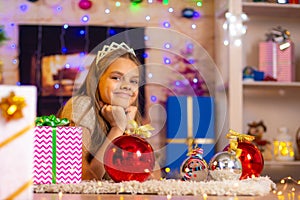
[87,105,133,180]
[86,126,124,180]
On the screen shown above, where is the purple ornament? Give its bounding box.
[78,0,92,10]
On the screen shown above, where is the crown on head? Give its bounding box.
[96,42,136,64]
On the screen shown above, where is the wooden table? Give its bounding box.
[33,183,299,200]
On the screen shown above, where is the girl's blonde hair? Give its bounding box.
[75,47,143,163]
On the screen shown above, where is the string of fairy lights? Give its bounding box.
[0,0,246,109]
[1,0,205,86]
[222,11,249,47]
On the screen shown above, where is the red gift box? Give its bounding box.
[33,126,82,184]
[259,41,295,82]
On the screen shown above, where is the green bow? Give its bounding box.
[35,114,69,127]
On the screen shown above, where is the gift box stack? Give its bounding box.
[165,96,215,179]
[0,85,37,200]
[259,26,295,82]
[33,115,83,184]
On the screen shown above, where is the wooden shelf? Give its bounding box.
[243,81,300,88]
[243,2,300,18]
[216,2,300,18]
[264,160,300,166]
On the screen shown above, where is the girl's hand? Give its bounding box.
[125,106,138,122]
[100,104,127,132]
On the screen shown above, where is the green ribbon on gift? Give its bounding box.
[35,115,69,184]
[35,114,70,127]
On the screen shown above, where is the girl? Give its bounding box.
[58,42,147,180]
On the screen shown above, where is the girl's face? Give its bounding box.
[98,57,139,108]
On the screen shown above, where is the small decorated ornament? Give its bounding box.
[180,147,208,182]
[209,135,242,181]
[103,121,155,182]
[223,129,264,179]
[78,0,92,10]
[0,91,26,121]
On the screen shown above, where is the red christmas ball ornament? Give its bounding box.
[78,0,92,10]
[103,135,155,182]
[223,130,264,179]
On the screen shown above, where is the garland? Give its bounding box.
[34,176,276,196]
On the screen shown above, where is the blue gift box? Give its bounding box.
[165,96,215,179]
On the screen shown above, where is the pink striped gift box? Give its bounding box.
[33,126,82,184]
[259,41,295,82]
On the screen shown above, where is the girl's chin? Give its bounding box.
[111,101,131,109]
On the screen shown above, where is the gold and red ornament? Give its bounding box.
[223,129,264,179]
[78,0,92,10]
[180,147,208,182]
[103,120,155,183]
[0,91,26,121]
[208,134,242,181]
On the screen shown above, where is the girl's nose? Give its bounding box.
[120,82,131,91]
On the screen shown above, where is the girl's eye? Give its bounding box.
[111,76,121,81]
[131,79,139,85]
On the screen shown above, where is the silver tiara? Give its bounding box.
[96,42,136,64]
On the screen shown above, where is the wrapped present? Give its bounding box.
[165,96,215,179]
[0,85,37,200]
[259,26,295,82]
[33,115,82,184]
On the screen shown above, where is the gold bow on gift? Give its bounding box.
[125,120,155,138]
[226,129,255,158]
[0,91,26,121]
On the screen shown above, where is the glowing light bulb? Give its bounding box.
[234,39,242,46]
[54,83,60,89]
[223,22,228,30]
[64,63,70,69]
[56,6,62,12]
[197,1,202,7]
[163,21,170,28]
[79,30,85,35]
[223,40,229,46]
[81,15,89,23]
[115,1,121,7]
[20,4,28,12]
[164,57,171,64]
[164,43,171,49]
[150,95,157,102]
[12,59,18,64]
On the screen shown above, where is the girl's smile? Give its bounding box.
[98,57,139,108]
